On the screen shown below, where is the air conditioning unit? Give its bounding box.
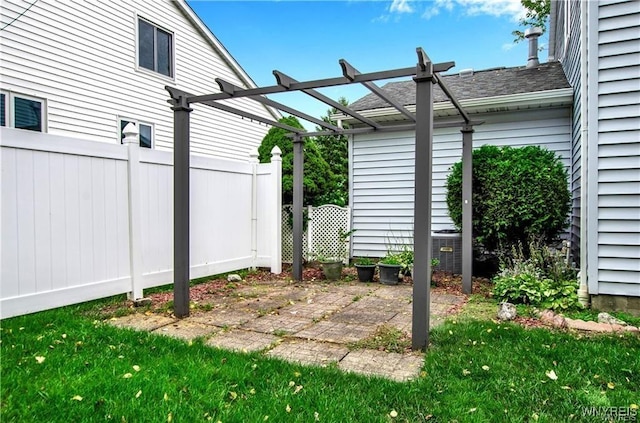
[432,230,462,274]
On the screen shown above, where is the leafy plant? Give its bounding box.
[355,257,374,266]
[446,145,570,253]
[492,240,581,310]
[512,0,550,43]
[379,254,402,266]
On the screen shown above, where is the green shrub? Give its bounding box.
[258,116,334,206]
[446,145,570,252]
[492,241,580,311]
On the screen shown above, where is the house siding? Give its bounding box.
[559,0,584,267]
[594,0,640,295]
[351,108,572,257]
[0,0,273,161]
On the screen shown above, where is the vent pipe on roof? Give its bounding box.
[525,27,543,68]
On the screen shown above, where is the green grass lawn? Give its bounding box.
[2,297,638,422]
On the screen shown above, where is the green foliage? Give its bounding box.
[258,116,334,206]
[355,257,374,266]
[379,254,402,266]
[314,97,350,206]
[446,145,570,253]
[512,0,551,42]
[492,241,581,310]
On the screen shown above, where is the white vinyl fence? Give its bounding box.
[0,127,282,319]
[282,204,351,264]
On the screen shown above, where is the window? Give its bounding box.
[119,119,153,148]
[1,91,45,132]
[138,18,173,77]
[0,93,5,127]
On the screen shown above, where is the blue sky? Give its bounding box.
[187,0,544,130]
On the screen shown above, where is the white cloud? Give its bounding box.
[455,0,526,22]
[389,0,414,14]
[384,0,526,22]
[502,42,516,51]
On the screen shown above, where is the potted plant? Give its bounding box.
[316,252,343,280]
[378,253,403,285]
[354,257,376,282]
[315,228,356,281]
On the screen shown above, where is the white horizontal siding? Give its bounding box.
[594,0,640,296]
[0,0,273,161]
[351,108,572,257]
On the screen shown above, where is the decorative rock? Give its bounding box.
[552,314,568,329]
[623,326,639,333]
[133,297,152,307]
[539,309,556,325]
[497,302,517,321]
[597,312,627,326]
[227,274,242,282]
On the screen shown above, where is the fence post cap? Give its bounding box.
[248,147,259,163]
[122,122,139,145]
[270,146,282,159]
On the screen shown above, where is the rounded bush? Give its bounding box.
[445,145,570,252]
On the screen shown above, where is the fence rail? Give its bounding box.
[0,127,282,318]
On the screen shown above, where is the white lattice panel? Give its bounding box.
[281,205,351,264]
[281,205,308,263]
[309,205,351,264]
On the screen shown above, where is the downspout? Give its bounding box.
[577,1,590,307]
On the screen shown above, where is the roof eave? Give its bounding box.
[334,88,574,124]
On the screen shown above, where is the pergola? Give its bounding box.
[166,48,479,350]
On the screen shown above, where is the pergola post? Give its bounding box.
[292,134,304,281]
[172,94,193,318]
[461,125,474,294]
[412,49,435,351]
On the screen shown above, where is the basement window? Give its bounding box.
[119,119,153,148]
[0,92,46,132]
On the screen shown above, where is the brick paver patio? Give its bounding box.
[109,279,464,381]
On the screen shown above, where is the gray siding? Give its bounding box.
[351,108,572,257]
[0,0,274,160]
[594,0,640,295]
[552,0,583,266]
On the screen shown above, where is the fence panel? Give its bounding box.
[0,128,282,318]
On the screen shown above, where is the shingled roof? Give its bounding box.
[350,61,570,112]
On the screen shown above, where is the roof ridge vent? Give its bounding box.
[459,68,474,77]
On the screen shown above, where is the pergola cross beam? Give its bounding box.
[274,70,382,129]
[216,78,340,131]
[166,47,478,352]
[340,59,416,122]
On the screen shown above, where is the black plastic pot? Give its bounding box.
[378,263,402,285]
[355,264,376,282]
